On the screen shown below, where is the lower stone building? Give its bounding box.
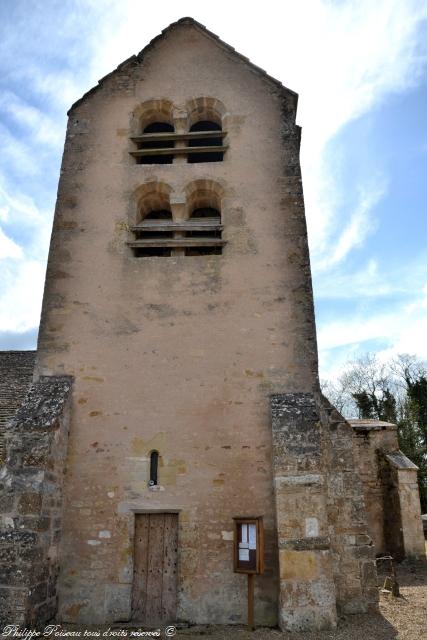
[0,357,425,629]
[351,419,425,560]
[0,17,424,633]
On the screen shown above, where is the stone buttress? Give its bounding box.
[270,393,378,631]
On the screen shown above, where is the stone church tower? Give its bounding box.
[1,17,395,631]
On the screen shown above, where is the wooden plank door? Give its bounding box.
[131,513,178,625]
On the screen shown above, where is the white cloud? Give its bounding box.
[0,260,45,333]
[315,252,427,302]
[0,91,64,147]
[0,183,45,225]
[0,227,22,260]
[22,66,82,111]
[0,0,427,359]
[318,283,427,378]
[0,122,39,177]
[314,180,386,271]
[314,259,391,300]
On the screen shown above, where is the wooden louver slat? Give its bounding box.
[130,130,227,143]
[131,218,222,233]
[130,145,227,158]
[128,238,226,248]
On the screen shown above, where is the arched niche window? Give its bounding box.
[130,98,228,164]
[129,183,174,257]
[149,450,159,486]
[184,182,224,256]
[132,208,173,257]
[187,121,224,163]
[185,206,222,255]
[137,122,175,165]
[127,180,226,258]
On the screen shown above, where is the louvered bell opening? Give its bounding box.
[187,121,224,163]
[137,122,175,165]
[132,209,173,257]
[185,207,222,255]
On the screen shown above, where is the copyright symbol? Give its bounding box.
[165,627,176,637]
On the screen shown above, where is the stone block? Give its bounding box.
[279,550,318,581]
[104,583,132,621]
[18,493,43,515]
[28,581,48,606]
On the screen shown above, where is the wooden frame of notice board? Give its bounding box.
[233,516,264,575]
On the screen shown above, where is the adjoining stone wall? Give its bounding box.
[0,376,72,627]
[318,398,378,614]
[351,421,425,560]
[383,452,425,560]
[0,351,36,463]
[270,393,377,632]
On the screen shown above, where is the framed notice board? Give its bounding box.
[233,517,264,574]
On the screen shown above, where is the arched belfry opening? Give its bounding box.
[184,180,224,255]
[131,99,176,165]
[187,120,224,163]
[186,97,226,163]
[138,122,175,165]
[129,182,174,257]
[127,180,226,258]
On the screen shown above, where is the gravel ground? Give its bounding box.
[172,556,427,640]
[54,553,427,640]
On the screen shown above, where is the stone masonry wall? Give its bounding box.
[270,393,377,632]
[351,423,399,555]
[317,397,378,614]
[0,376,72,627]
[0,352,36,464]
[351,423,425,560]
[383,452,425,560]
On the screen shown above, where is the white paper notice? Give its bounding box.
[241,524,248,544]
[248,524,257,550]
[239,548,250,561]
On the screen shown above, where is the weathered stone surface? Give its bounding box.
[33,18,317,628]
[270,392,378,630]
[351,420,425,559]
[0,351,35,463]
[0,375,72,626]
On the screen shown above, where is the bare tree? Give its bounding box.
[321,353,427,510]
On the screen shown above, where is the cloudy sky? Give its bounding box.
[1,0,427,378]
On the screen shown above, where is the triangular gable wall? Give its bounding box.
[69,16,297,113]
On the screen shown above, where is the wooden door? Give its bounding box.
[131,513,178,625]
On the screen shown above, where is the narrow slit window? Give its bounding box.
[149,450,159,486]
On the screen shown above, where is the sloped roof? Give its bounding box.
[349,419,397,431]
[0,351,36,460]
[69,17,297,113]
[386,450,418,471]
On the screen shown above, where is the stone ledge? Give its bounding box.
[279,536,330,551]
[275,473,324,487]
